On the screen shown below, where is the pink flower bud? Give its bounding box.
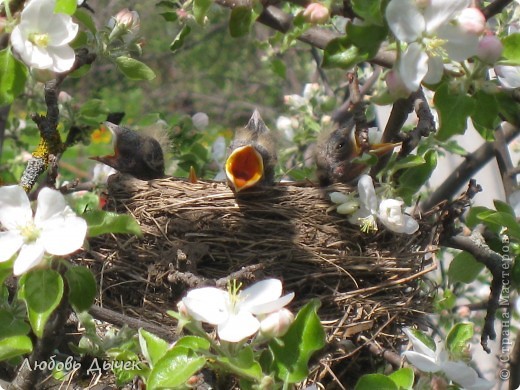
[385,70,410,99]
[457,7,486,35]
[260,308,294,338]
[177,301,190,317]
[58,91,72,103]
[477,35,503,64]
[115,8,140,32]
[303,3,330,25]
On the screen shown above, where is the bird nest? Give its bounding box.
[75,174,438,386]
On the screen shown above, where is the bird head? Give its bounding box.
[225,144,265,192]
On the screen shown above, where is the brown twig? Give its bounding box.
[421,124,520,212]
[89,305,177,342]
[494,126,517,201]
[482,0,514,19]
[398,89,436,157]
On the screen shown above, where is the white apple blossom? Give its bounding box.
[385,0,480,92]
[0,185,87,276]
[92,163,117,184]
[10,0,79,73]
[181,279,294,342]
[346,175,418,234]
[378,199,419,234]
[349,175,379,233]
[403,328,494,389]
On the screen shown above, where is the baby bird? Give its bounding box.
[316,122,398,186]
[90,122,165,180]
[225,109,277,192]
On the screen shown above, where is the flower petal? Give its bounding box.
[441,361,479,387]
[47,14,78,46]
[0,231,24,262]
[13,243,45,276]
[423,0,470,34]
[21,0,55,32]
[423,55,444,85]
[182,287,229,324]
[240,279,283,309]
[40,214,87,255]
[438,24,479,62]
[47,45,76,73]
[403,328,437,358]
[399,43,429,92]
[385,0,424,42]
[495,65,520,89]
[379,199,419,234]
[248,292,295,315]
[357,175,378,213]
[403,351,440,372]
[0,185,32,230]
[218,310,260,342]
[330,192,350,204]
[34,188,69,223]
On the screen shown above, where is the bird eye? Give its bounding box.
[336,142,344,150]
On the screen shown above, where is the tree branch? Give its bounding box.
[494,127,517,201]
[442,233,504,353]
[482,0,514,19]
[421,123,520,212]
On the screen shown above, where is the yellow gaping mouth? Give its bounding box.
[225,145,264,192]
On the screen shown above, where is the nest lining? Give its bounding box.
[75,174,437,384]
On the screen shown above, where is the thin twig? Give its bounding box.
[421,123,520,212]
[494,126,517,201]
[482,0,514,19]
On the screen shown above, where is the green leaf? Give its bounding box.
[322,24,386,69]
[351,0,384,25]
[75,8,97,33]
[0,309,31,338]
[494,200,515,216]
[269,300,326,383]
[174,335,211,351]
[355,374,398,390]
[55,0,77,15]
[388,367,414,390]
[69,191,101,214]
[448,251,484,284]
[471,91,499,141]
[148,346,206,389]
[83,210,142,237]
[466,206,492,228]
[215,346,263,381]
[229,6,254,38]
[0,336,33,361]
[170,25,191,52]
[436,289,456,312]
[435,83,475,141]
[478,211,520,240]
[194,0,213,25]
[64,266,97,312]
[502,34,520,63]
[115,57,156,81]
[271,59,286,79]
[78,99,109,120]
[0,49,28,105]
[446,323,473,359]
[391,155,426,172]
[397,149,437,202]
[138,329,170,368]
[18,269,64,339]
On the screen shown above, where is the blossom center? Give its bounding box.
[19,222,41,243]
[359,215,378,233]
[422,36,447,57]
[227,280,243,314]
[29,32,50,48]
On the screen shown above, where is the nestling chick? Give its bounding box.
[316,122,398,185]
[90,122,165,180]
[225,109,277,192]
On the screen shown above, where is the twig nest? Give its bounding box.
[78,174,437,382]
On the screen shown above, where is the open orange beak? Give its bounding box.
[368,142,400,157]
[225,145,264,192]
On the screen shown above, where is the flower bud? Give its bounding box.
[415,0,431,9]
[192,112,209,130]
[115,8,140,32]
[177,300,190,317]
[337,201,359,215]
[58,91,72,103]
[260,308,294,338]
[477,35,503,64]
[385,70,410,99]
[457,7,486,35]
[303,3,330,25]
